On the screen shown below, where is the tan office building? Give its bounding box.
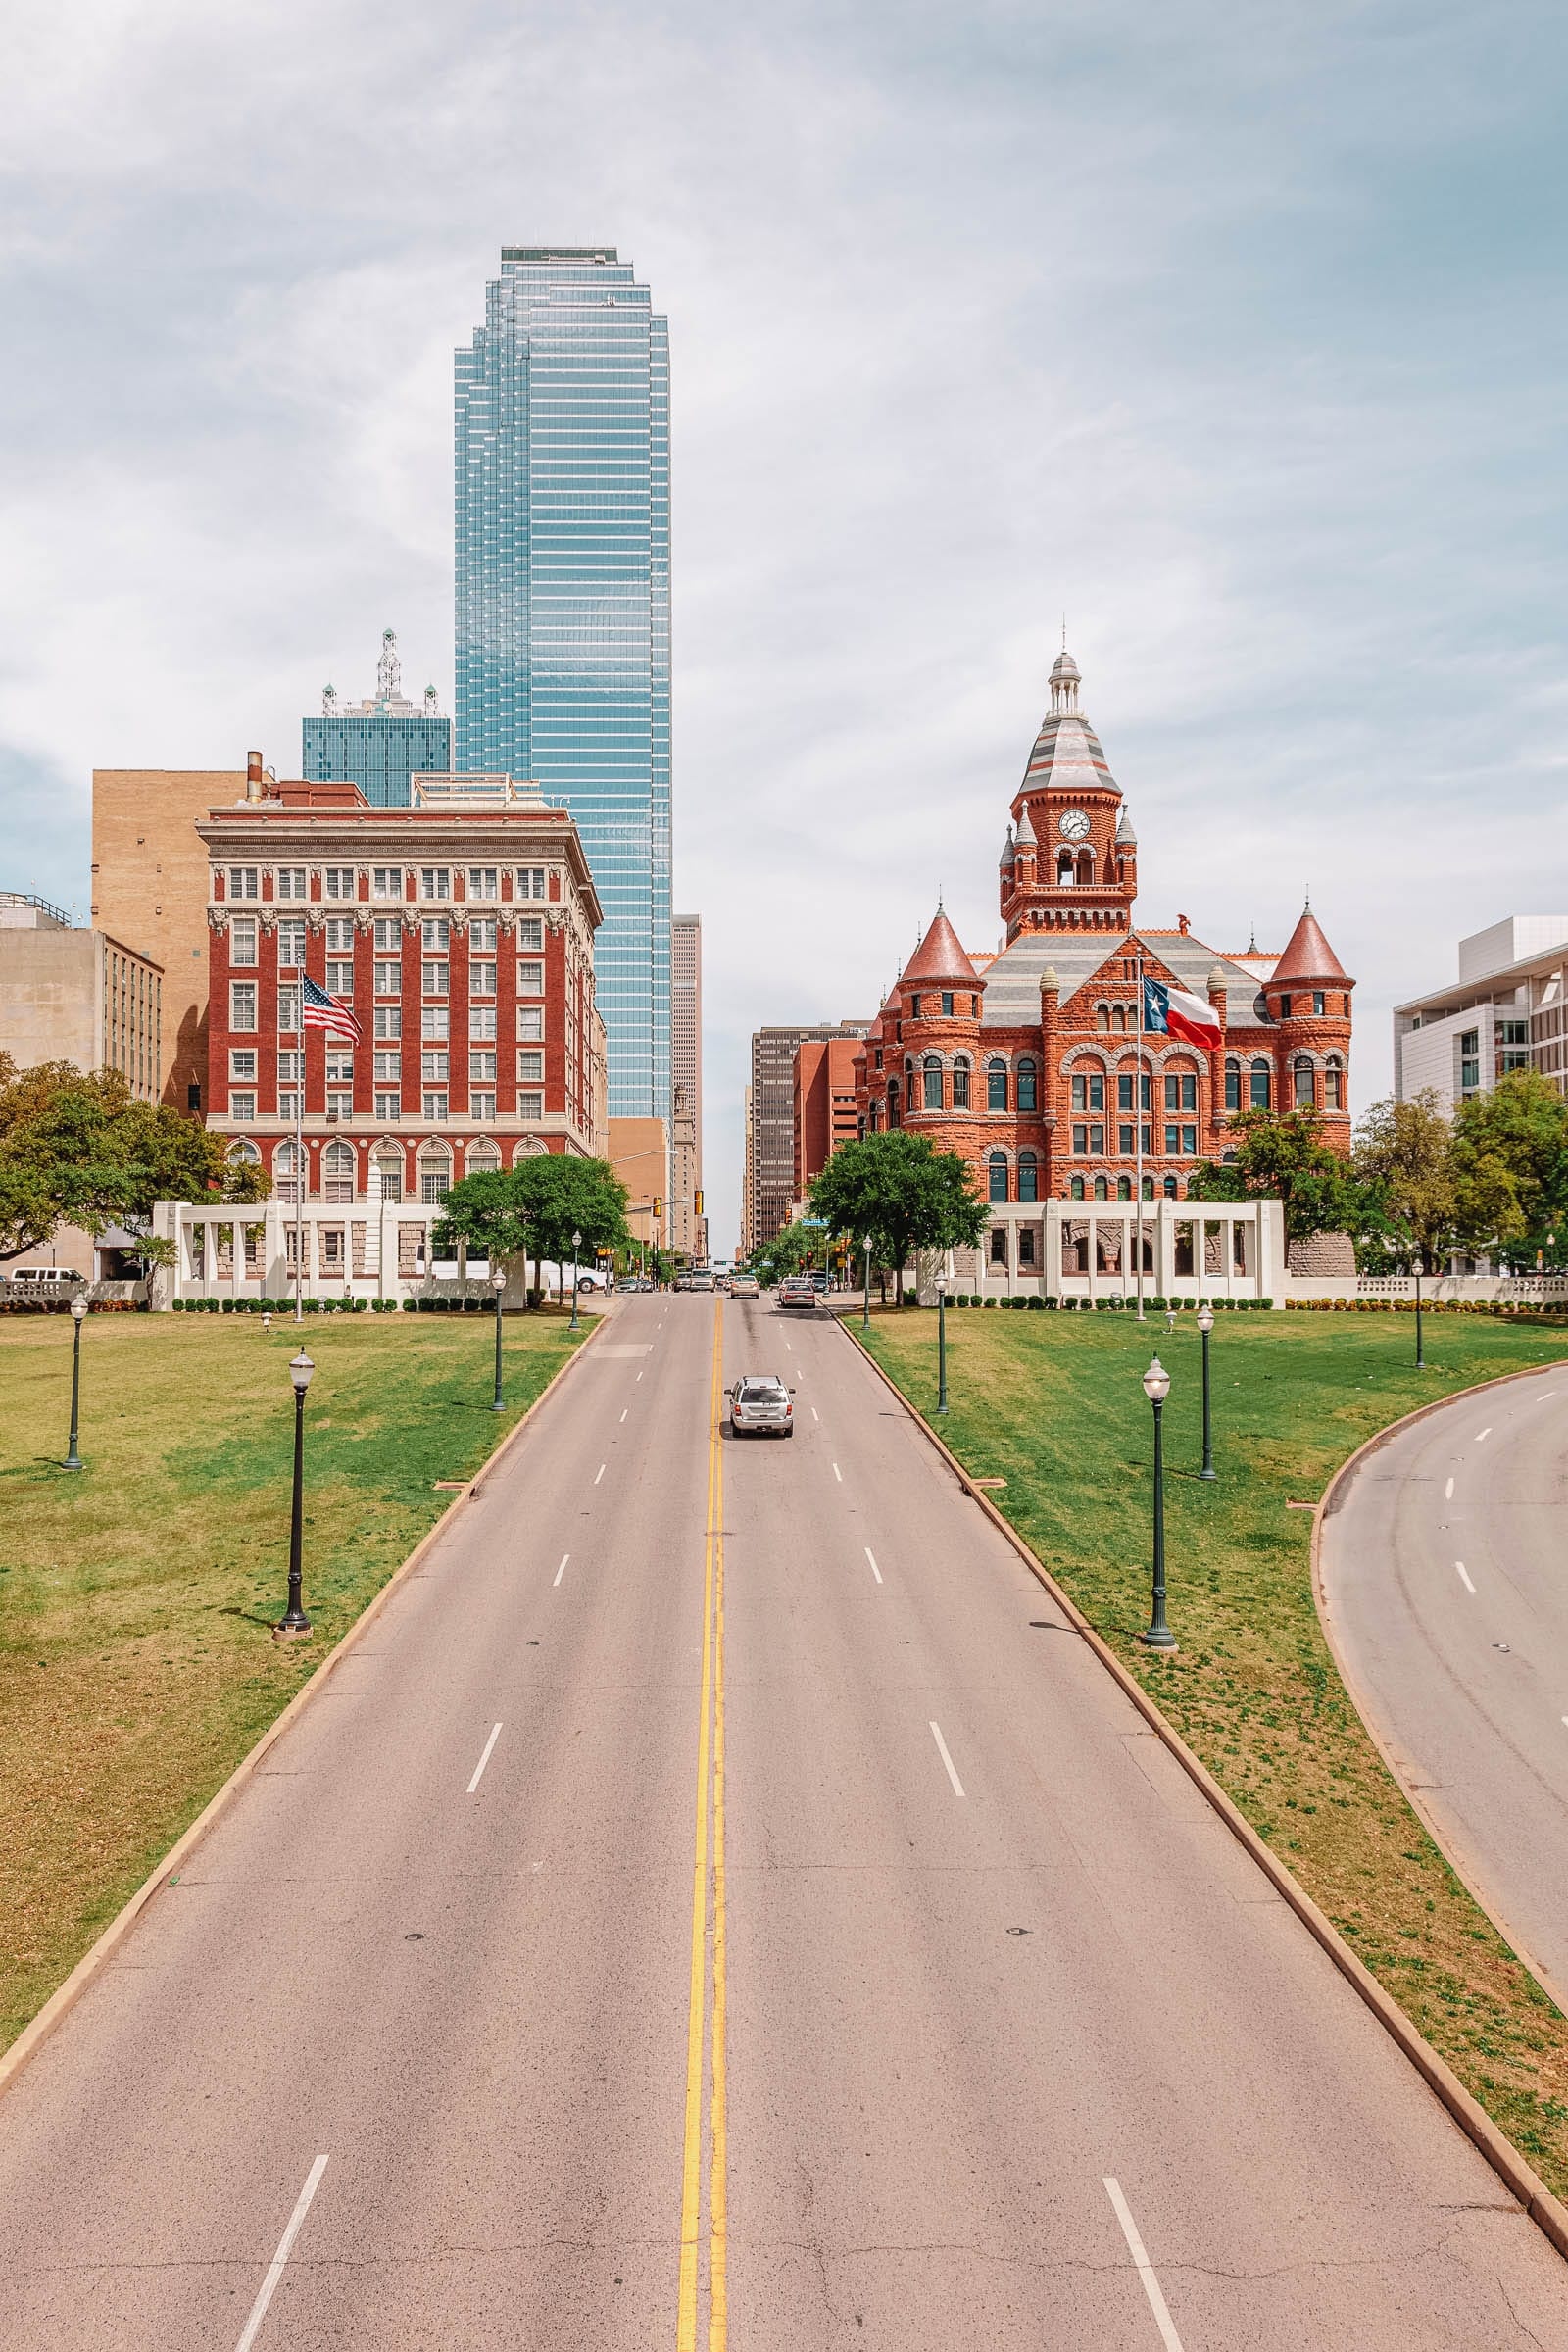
[0,893,162,1099]
[609,1116,670,1260]
[92,763,249,1111]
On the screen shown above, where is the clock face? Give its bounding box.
[1057,809,1091,842]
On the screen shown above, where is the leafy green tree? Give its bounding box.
[0,1056,268,1262]
[434,1170,538,1301]
[1187,1106,1362,1249]
[437,1154,630,1301]
[750,1219,822,1287]
[808,1130,985,1305]
[1351,1091,1462,1272]
[1450,1069,1568,1265]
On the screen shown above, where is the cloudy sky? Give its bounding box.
[4,0,1565,1244]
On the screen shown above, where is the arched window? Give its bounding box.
[887,1077,901,1129]
[987,1057,1008,1111]
[1018,1152,1039,1202]
[1056,849,1074,885]
[373,1143,404,1203]
[273,1138,300,1202]
[466,1138,502,1177]
[322,1138,356,1203]
[1324,1054,1345,1111]
[1250,1057,1272,1108]
[228,1138,260,1168]
[418,1141,453,1205]
[1097,1004,1110,1033]
[1224,1056,1241,1112]
[1116,1176,1132,1200]
[1069,1176,1085,1200]
[1016,1057,1038,1112]
[1293,1055,1316,1108]
[922,1054,943,1111]
[1113,1004,1127,1033]
[988,1151,1008,1202]
[1076,848,1095,886]
[1163,1176,1179,1200]
[1141,1176,1155,1200]
[952,1055,971,1109]
[1092,1175,1108,1201]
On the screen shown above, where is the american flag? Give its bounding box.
[300,972,362,1042]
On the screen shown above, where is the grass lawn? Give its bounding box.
[857,1305,1568,2197]
[0,1308,587,2052]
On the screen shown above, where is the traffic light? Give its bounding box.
[653,1195,663,1220]
[694,1190,704,1216]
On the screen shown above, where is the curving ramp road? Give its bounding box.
[1319,1362,1568,2010]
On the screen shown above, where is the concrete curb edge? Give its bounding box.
[840,1317,1568,2266]
[1310,1358,1568,2024]
[0,1312,606,2107]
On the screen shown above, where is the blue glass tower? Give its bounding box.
[455,247,671,1118]
[302,630,452,806]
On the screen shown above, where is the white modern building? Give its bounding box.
[1395,915,1568,1116]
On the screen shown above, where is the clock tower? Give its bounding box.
[999,647,1138,941]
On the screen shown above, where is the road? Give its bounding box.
[2,1292,1567,2347]
[1320,1361,1568,2010]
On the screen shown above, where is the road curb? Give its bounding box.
[0,1315,605,2108]
[1311,1358,1568,2023]
[840,1318,1568,2266]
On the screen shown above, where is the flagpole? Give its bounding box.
[294,1003,304,1326]
[1136,951,1146,1323]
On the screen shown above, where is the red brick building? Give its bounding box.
[793,1036,862,1208]
[198,766,607,1206]
[854,648,1353,1229]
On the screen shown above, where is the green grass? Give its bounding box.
[0,1309,586,2051]
[858,1305,1568,2198]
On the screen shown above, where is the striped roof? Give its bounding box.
[980,927,1268,1029]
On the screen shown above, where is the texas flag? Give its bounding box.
[1143,974,1222,1048]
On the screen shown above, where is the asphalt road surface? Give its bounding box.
[1320,1361,1568,2011]
[3,1295,1568,2347]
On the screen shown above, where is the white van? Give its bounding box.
[8,1267,86,1290]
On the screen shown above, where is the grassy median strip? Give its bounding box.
[857,1306,1568,2199]
[0,1311,586,2052]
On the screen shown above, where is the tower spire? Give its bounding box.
[377,627,401,704]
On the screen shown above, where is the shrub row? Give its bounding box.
[1285,1296,1568,1319]
[940,1294,1274,1312]
[172,1296,396,1315]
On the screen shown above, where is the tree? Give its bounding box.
[750,1219,822,1288]
[1187,1106,1362,1249]
[436,1155,630,1302]
[0,1056,269,1262]
[433,1170,537,1300]
[808,1131,986,1305]
[1351,1091,1462,1273]
[1450,1070,1568,1265]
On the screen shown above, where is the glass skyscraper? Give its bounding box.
[455,247,671,1118]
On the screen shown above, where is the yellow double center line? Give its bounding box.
[677,1301,728,2349]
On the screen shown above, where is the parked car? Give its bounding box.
[777,1277,818,1311]
[728,1373,795,1437]
[728,1273,760,1299]
[8,1266,86,1292]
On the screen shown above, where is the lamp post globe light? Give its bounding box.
[569,1230,582,1333]
[936,1274,950,1415]
[491,1265,508,1412]
[862,1237,871,1331]
[1196,1303,1216,1481]
[1413,1254,1426,1371]
[276,1349,315,1639]
[1138,1355,1177,1652]
[63,1294,88,1472]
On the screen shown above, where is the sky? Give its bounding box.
[3,0,1566,1250]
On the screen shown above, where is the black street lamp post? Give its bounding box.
[276,1349,315,1639]
[1197,1302,1216,1481]
[491,1265,507,1411]
[1414,1257,1426,1370]
[862,1238,871,1331]
[1138,1356,1177,1651]
[936,1274,949,1413]
[569,1230,582,1333]
[63,1294,88,1472]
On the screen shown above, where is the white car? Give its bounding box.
[728,1374,796,1438]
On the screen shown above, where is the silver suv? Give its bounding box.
[728,1374,795,1437]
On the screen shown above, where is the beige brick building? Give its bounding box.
[0,893,162,1099]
